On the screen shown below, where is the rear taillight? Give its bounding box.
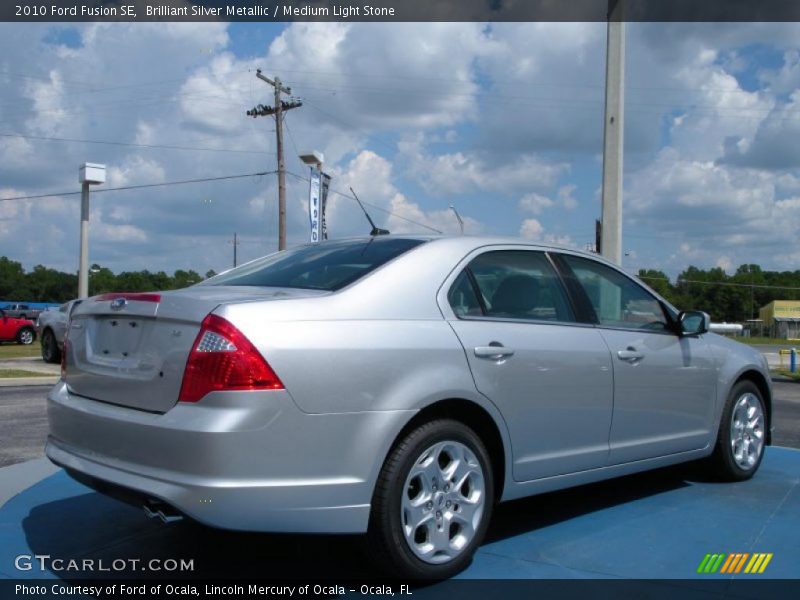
[178,314,283,403]
[60,323,69,380]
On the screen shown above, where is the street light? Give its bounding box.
[299,150,324,172]
[78,163,105,299]
[299,151,326,243]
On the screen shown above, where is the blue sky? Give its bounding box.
[2,21,800,278]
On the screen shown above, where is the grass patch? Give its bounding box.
[0,341,41,358]
[0,368,51,378]
[773,369,800,381]
[736,337,800,346]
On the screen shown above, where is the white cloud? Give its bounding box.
[519,218,544,239]
[519,193,554,215]
[398,133,567,196]
[107,156,166,187]
[328,150,482,236]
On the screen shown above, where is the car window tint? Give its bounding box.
[203,238,426,292]
[466,251,574,322]
[562,255,669,331]
[448,270,483,317]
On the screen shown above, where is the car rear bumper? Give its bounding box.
[46,381,414,533]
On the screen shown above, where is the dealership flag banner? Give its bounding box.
[320,172,331,241]
[309,168,321,243]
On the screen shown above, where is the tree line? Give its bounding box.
[2,255,800,323]
[639,264,800,323]
[0,256,216,304]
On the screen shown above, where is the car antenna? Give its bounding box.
[449,204,465,234]
[350,187,390,236]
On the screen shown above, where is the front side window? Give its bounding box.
[203,238,426,292]
[562,255,669,331]
[449,250,574,322]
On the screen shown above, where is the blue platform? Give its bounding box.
[0,448,798,581]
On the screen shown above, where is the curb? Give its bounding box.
[0,377,58,387]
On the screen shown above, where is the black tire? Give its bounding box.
[706,380,767,481]
[16,327,35,346]
[366,419,494,580]
[41,329,61,363]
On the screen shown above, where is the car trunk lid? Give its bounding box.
[64,286,326,413]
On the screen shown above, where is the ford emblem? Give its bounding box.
[110,297,128,311]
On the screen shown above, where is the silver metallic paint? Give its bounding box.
[47,236,772,533]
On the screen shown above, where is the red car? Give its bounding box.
[0,309,36,345]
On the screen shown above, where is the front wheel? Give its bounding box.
[706,380,767,481]
[16,327,35,345]
[367,419,494,579]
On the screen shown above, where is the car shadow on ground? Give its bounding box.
[22,463,704,580]
[485,462,701,544]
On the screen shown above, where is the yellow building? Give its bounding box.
[759,301,800,339]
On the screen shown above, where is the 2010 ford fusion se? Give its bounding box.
[46,236,771,578]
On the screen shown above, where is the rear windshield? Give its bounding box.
[203,238,426,291]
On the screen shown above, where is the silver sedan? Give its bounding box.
[46,236,771,579]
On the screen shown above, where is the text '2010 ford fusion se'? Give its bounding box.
[46,236,771,578]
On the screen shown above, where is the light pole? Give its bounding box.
[78,163,106,299]
[600,0,625,265]
[299,151,326,243]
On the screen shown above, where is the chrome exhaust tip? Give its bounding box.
[142,500,184,524]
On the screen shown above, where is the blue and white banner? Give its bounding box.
[308,168,321,243]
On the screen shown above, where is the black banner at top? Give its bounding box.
[4,0,800,23]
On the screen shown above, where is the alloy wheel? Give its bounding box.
[400,440,485,564]
[729,392,765,471]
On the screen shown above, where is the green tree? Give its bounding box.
[0,257,29,299]
[637,269,673,299]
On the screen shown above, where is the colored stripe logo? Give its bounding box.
[697,553,773,574]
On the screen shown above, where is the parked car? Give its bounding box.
[36,300,79,363]
[1,303,43,321]
[46,236,772,579]
[0,309,36,345]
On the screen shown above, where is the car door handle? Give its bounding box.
[474,346,515,359]
[617,348,644,362]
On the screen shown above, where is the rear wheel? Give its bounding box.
[16,327,34,346]
[367,419,494,579]
[41,329,61,363]
[706,380,767,481]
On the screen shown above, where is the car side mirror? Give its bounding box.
[678,310,709,336]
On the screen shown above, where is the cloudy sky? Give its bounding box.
[2,20,800,278]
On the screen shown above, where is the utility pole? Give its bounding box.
[247,69,302,251]
[600,0,625,265]
[229,232,240,268]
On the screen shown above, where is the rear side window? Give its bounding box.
[449,250,574,322]
[203,238,426,291]
[448,271,483,317]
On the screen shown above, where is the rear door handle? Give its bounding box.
[617,348,644,362]
[474,346,515,359]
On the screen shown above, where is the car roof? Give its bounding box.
[325,234,607,265]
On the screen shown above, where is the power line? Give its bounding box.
[639,275,800,292]
[0,171,276,203]
[0,132,275,155]
[301,99,398,155]
[285,170,442,234]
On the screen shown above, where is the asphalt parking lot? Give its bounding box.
[1,381,799,584]
[2,380,799,469]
